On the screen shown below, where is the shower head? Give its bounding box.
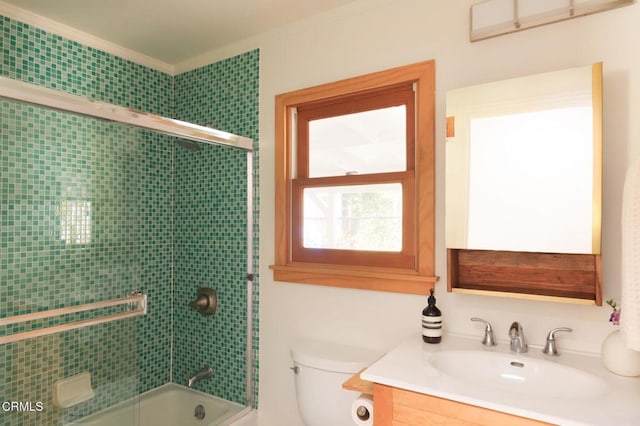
[176,140,201,151]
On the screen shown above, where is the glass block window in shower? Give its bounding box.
[60,200,92,244]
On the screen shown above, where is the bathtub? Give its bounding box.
[68,384,257,426]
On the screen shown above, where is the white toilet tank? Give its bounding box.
[290,339,381,426]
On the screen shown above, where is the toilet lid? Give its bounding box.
[290,339,382,373]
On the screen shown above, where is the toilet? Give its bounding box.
[290,338,381,426]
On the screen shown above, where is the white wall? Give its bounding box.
[191,1,640,424]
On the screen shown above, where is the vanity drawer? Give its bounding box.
[373,384,551,426]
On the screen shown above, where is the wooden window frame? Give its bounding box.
[271,60,437,295]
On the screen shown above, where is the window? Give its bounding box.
[271,61,437,294]
[60,200,92,245]
[293,84,415,268]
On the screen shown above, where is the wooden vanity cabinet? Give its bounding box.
[373,384,552,426]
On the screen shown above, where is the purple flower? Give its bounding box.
[606,299,620,326]
[609,309,621,326]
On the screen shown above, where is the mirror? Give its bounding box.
[445,63,602,304]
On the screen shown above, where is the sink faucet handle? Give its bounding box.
[470,317,497,346]
[548,327,573,337]
[542,327,573,356]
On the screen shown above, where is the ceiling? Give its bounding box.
[1,0,360,65]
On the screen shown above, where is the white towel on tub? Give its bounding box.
[622,157,640,351]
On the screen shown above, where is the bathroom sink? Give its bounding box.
[429,350,609,399]
[362,334,640,425]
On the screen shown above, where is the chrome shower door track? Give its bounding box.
[0,76,254,151]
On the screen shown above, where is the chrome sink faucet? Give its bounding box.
[188,366,213,388]
[509,322,528,353]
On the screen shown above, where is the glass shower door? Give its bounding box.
[0,99,153,426]
[0,320,140,426]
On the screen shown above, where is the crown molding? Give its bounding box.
[0,1,175,75]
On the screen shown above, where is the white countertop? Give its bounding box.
[361,333,640,426]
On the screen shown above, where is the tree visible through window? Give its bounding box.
[302,183,402,252]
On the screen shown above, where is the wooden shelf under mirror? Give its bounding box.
[447,249,602,305]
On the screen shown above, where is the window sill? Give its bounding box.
[270,262,438,295]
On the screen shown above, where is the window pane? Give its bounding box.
[303,183,402,251]
[60,200,92,245]
[308,106,406,177]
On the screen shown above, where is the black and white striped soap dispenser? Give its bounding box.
[422,288,442,344]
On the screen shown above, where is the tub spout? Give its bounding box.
[188,366,213,388]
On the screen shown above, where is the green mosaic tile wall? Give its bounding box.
[173,49,259,405]
[0,16,172,115]
[0,14,259,425]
